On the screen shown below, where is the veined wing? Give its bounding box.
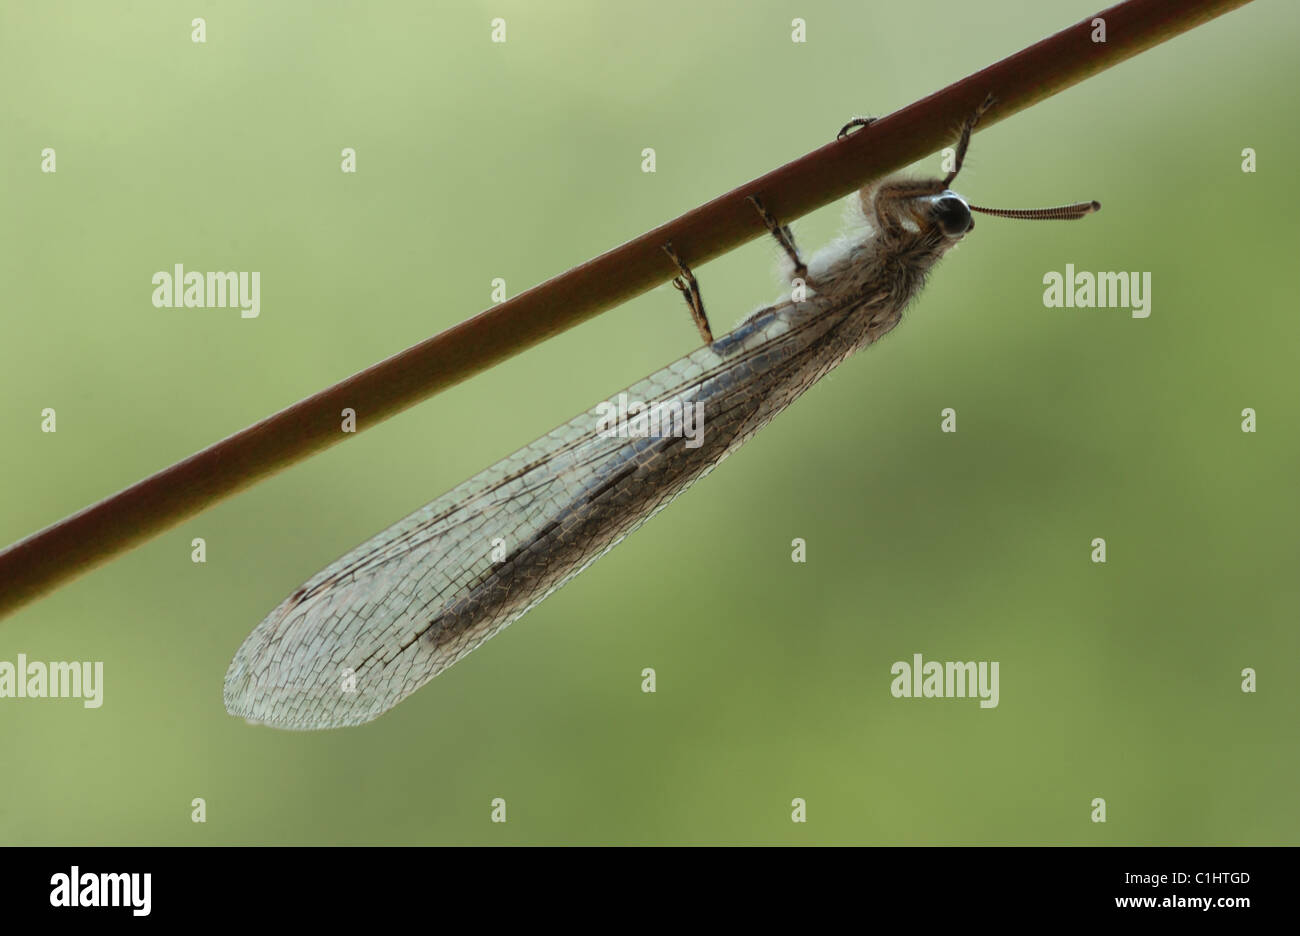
[224,296,864,730]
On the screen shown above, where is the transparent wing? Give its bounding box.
[223,299,856,730]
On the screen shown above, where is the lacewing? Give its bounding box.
[225,99,1098,729]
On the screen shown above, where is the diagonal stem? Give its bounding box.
[0,0,1255,619]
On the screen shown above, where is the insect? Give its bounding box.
[224,97,1099,730]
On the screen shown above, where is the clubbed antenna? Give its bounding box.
[969,200,1101,221]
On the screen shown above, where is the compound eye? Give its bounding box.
[934,195,973,237]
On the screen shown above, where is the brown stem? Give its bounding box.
[0,0,1255,619]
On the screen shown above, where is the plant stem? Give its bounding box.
[0,0,1255,619]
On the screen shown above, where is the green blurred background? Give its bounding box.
[1,0,1295,845]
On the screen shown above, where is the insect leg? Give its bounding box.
[747,195,809,284]
[942,93,994,186]
[662,243,714,345]
[837,114,877,140]
[867,177,949,237]
[870,94,997,235]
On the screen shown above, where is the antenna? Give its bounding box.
[968,200,1101,221]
